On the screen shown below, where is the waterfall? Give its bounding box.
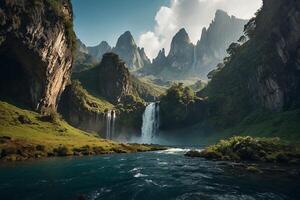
[112,111,116,139]
[192,46,198,71]
[141,102,160,144]
[106,110,116,139]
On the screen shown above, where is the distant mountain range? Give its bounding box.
[140,9,248,80]
[75,9,247,80]
[75,31,150,71]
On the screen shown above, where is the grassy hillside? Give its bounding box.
[0,101,164,161]
[229,109,300,141]
[131,76,166,101]
[64,80,114,113]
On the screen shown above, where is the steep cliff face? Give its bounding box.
[204,0,300,127]
[88,41,111,61]
[0,0,75,113]
[251,0,300,111]
[112,31,145,71]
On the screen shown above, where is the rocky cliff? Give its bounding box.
[97,53,133,103]
[0,0,75,113]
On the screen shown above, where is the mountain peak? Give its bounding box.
[178,28,188,35]
[171,28,191,46]
[115,31,136,48]
[214,9,231,23]
[120,31,134,40]
[99,41,110,46]
[112,31,146,70]
[215,9,229,19]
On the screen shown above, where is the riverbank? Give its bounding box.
[0,101,165,162]
[0,136,165,162]
[185,136,300,164]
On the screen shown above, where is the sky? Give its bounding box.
[72,0,262,59]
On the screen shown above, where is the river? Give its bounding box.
[0,148,299,200]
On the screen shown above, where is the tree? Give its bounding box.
[238,35,247,44]
[226,42,241,56]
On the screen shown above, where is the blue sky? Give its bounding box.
[72,0,169,47]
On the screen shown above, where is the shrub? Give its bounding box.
[36,144,45,151]
[17,115,32,124]
[53,145,69,156]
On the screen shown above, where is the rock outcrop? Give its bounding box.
[97,53,133,103]
[88,41,111,61]
[0,0,75,113]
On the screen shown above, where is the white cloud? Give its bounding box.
[139,32,161,59]
[138,0,262,60]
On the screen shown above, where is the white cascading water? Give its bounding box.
[192,46,198,71]
[141,102,160,144]
[106,110,116,139]
[112,111,116,139]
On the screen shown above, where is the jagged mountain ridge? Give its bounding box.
[140,10,247,80]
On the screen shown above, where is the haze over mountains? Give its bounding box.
[76,10,247,80]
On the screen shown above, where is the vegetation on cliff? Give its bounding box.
[61,80,114,113]
[202,0,300,131]
[73,53,163,103]
[131,76,165,102]
[160,83,205,129]
[46,0,77,53]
